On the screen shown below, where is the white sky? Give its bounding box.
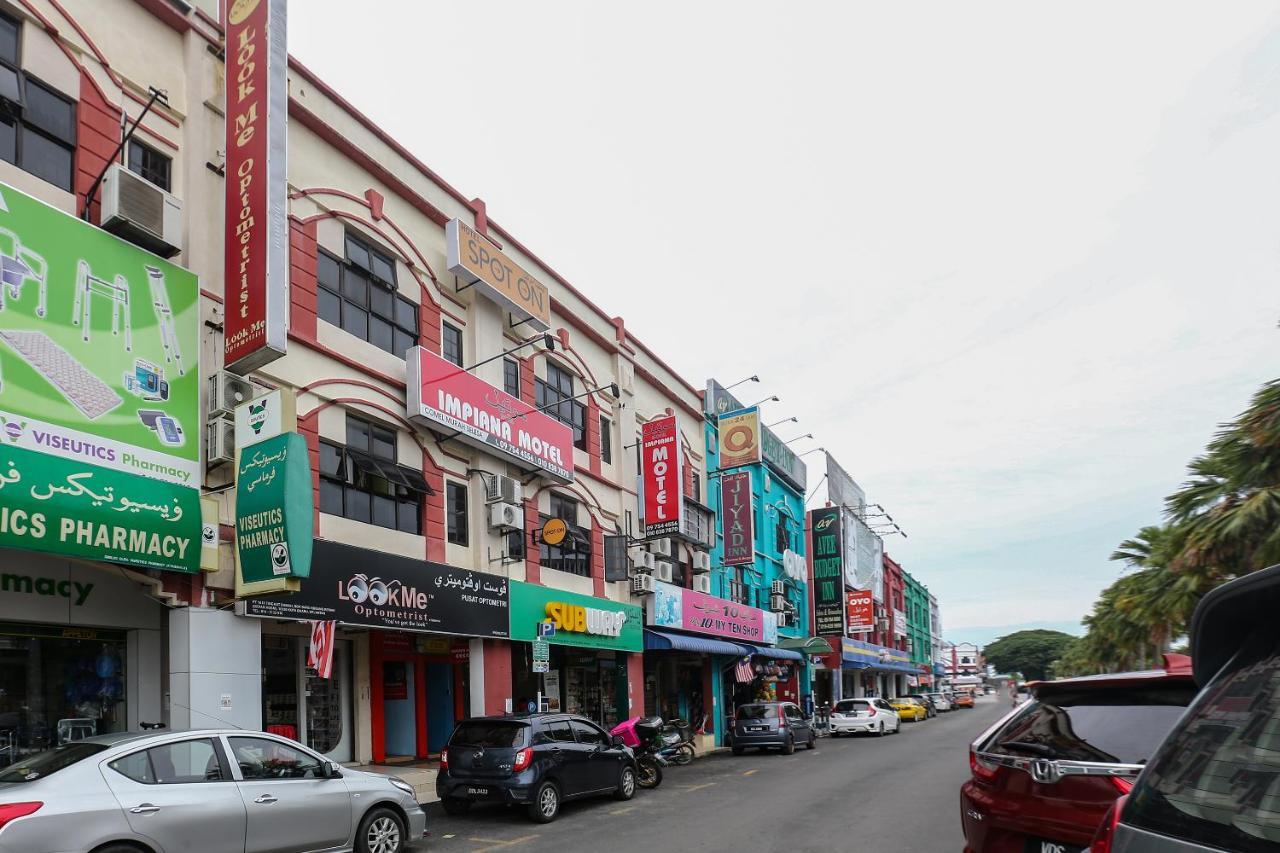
[292,2,1280,636]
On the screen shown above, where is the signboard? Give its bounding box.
[648,580,778,644]
[234,388,296,449]
[809,507,844,636]
[893,608,908,637]
[0,443,200,573]
[244,540,510,637]
[539,518,567,546]
[0,182,200,487]
[640,415,682,536]
[846,588,874,633]
[761,424,806,491]
[223,0,288,373]
[234,432,313,593]
[533,638,550,662]
[508,581,642,652]
[407,347,573,482]
[720,470,753,566]
[703,378,745,417]
[446,218,550,332]
[603,533,629,583]
[717,407,761,469]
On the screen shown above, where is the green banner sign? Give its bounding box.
[0,182,199,487]
[508,581,642,652]
[810,506,844,636]
[235,432,314,585]
[0,443,200,572]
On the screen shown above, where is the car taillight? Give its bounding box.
[1090,794,1126,852]
[969,747,1000,783]
[0,802,41,830]
[513,747,533,772]
[1110,776,1133,795]
[439,749,448,771]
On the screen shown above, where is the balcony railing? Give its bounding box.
[674,498,716,549]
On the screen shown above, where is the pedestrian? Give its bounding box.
[1008,681,1018,708]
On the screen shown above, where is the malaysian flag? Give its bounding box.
[734,657,755,684]
[308,620,337,679]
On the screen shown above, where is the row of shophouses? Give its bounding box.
[0,0,950,766]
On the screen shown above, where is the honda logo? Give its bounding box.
[1029,758,1062,784]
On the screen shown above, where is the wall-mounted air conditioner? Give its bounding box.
[629,549,655,573]
[206,414,235,465]
[632,574,656,595]
[485,475,522,505]
[693,575,711,594]
[691,552,711,574]
[769,593,787,612]
[488,502,520,531]
[208,371,254,417]
[647,538,673,559]
[100,164,183,258]
[776,612,790,628]
[654,562,673,584]
[770,580,786,596]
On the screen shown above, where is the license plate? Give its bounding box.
[1024,838,1085,853]
[466,787,489,796]
[748,726,767,732]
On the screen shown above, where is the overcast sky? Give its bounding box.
[292,2,1280,639]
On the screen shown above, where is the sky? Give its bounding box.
[292,2,1280,641]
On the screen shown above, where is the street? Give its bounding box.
[423,695,1007,853]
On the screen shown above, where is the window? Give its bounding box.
[127,139,170,191]
[112,739,225,785]
[726,571,749,606]
[776,516,792,552]
[229,737,325,780]
[448,721,527,749]
[599,416,611,464]
[0,743,106,783]
[442,322,464,367]
[538,720,575,744]
[539,493,591,577]
[570,720,608,747]
[536,361,587,451]
[503,358,521,397]
[446,481,469,546]
[691,471,701,502]
[319,415,428,534]
[0,71,76,192]
[0,13,17,66]
[315,234,418,358]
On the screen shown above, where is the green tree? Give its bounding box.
[983,630,1078,681]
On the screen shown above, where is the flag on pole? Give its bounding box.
[308,620,337,679]
[734,657,755,684]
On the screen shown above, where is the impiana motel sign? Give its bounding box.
[641,414,683,537]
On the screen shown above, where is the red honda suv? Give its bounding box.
[961,656,1197,853]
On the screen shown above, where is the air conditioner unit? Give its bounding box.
[875,605,887,619]
[693,575,711,594]
[488,502,520,531]
[206,413,235,465]
[770,580,786,596]
[629,549,655,573]
[208,371,253,416]
[691,552,711,574]
[654,563,673,584]
[769,593,786,612]
[100,163,183,257]
[485,475,522,505]
[631,573,656,595]
[776,612,790,628]
[647,538,673,559]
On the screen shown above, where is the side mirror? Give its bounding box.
[611,735,626,748]
[322,760,342,779]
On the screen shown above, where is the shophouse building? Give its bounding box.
[903,570,932,689]
[929,592,947,685]
[0,0,717,768]
[944,641,985,690]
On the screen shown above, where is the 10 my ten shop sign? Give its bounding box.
[810,506,845,636]
[641,415,683,537]
[0,182,202,573]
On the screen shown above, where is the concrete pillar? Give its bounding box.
[468,638,513,716]
[169,608,261,730]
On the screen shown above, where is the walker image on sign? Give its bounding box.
[641,414,683,536]
[235,432,313,592]
[446,218,550,332]
[0,182,200,487]
[407,346,573,482]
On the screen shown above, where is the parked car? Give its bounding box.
[436,714,636,823]
[906,694,938,717]
[960,656,1197,853]
[890,697,928,722]
[0,728,426,853]
[1103,564,1280,853]
[829,698,901,737]
[927,691,954,712]
[731,702,816,755]
[953,691,976,709]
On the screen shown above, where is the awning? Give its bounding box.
[644,629,751,657]
[777,636,834,655]
[743,644,805,661]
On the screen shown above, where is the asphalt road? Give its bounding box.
[421,694,1009,853]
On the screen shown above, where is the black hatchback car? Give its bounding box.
[436,714,637,823]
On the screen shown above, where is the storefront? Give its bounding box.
[508,581,642,730]
[243,540,509,763]
[839,637,919,699]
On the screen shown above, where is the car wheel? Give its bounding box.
[528,781,560,823]
[782,735,795,755]
[806,732,816,750]
[875,722,885,737]
[732,744,745,756]
[614,765,636,800]
[441,797,471,816]
[356,806,405,853]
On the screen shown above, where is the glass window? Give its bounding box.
[449,722,527,749]
[145,739,224,784]
[0,13,17,66]
[319,416,424,534]
[536,362,586,448]
[127,140,171,191]
[537,720,575,744]
[109,749,155,784]
[570,720,608,747]
[736,705,778,720]
[316,235,416,356]
[442,322,463,367]
[599,416,611,464]
[229,737,324,780]
[446,481,468,546]
[23,79,73,143]
[834,700,872,714]
[503,358,521,397]
[0,743,107,782]
[19,126,71,191]
[370,424,396,461]
[539,495,591,577]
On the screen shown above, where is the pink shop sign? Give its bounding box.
[650,581,778,644]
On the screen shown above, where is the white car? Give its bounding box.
[829,698,901,737]
[926,691,953,711]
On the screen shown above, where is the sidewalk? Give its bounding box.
[352,761,439,803]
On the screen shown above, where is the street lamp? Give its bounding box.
[766,416,798,428]
[747,395,779,408]
[724,375,760,391]
[797,447,825,458]
[783,433,813,445]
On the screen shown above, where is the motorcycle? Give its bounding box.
[610,716,668,789]
[656,718,695,766]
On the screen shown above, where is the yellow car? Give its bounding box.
[890,698,928,722]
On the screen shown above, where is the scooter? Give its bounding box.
[656,718,695,766]
[610,716,667,788]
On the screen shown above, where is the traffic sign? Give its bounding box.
[532,660,549,673]
[538,620,556,638]
[533,639,550,662]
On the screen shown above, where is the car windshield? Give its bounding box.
[980,684,1197,764]
[737,705,777,720]
[834,701,870,714]
[449,721,527,749]
[0,742,108,782]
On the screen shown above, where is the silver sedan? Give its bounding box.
[0,729,426,853]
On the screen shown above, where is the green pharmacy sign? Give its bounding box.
[0,443,200,572]
[0,181,200,487]
[235,432,314,588]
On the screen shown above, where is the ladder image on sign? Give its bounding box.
[145,265,183,376]
[72,259,132,353]
[0,228,47,318]
[0,329,122,419]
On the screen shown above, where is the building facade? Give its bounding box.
[903,570,933,689]
[944,642,985,690]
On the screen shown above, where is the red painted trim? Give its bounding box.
[201,288,224,304]
[482,640,513,716]
[287,331,406,389]
[291,191,442,286]
[300,377,406,406]
[370,633,386,764]
[414,657,428,759]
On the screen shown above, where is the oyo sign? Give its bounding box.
[544,601,627,638]
[782,549,806,582]
[641,415,683,536]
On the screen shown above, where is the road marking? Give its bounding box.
[742,769,759,776]
[680,782,717,791]
[609,806,637,815]
[469,835,538,853]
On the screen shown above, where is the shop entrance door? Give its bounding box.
[382,661,416,758]
[425,662,454,754]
